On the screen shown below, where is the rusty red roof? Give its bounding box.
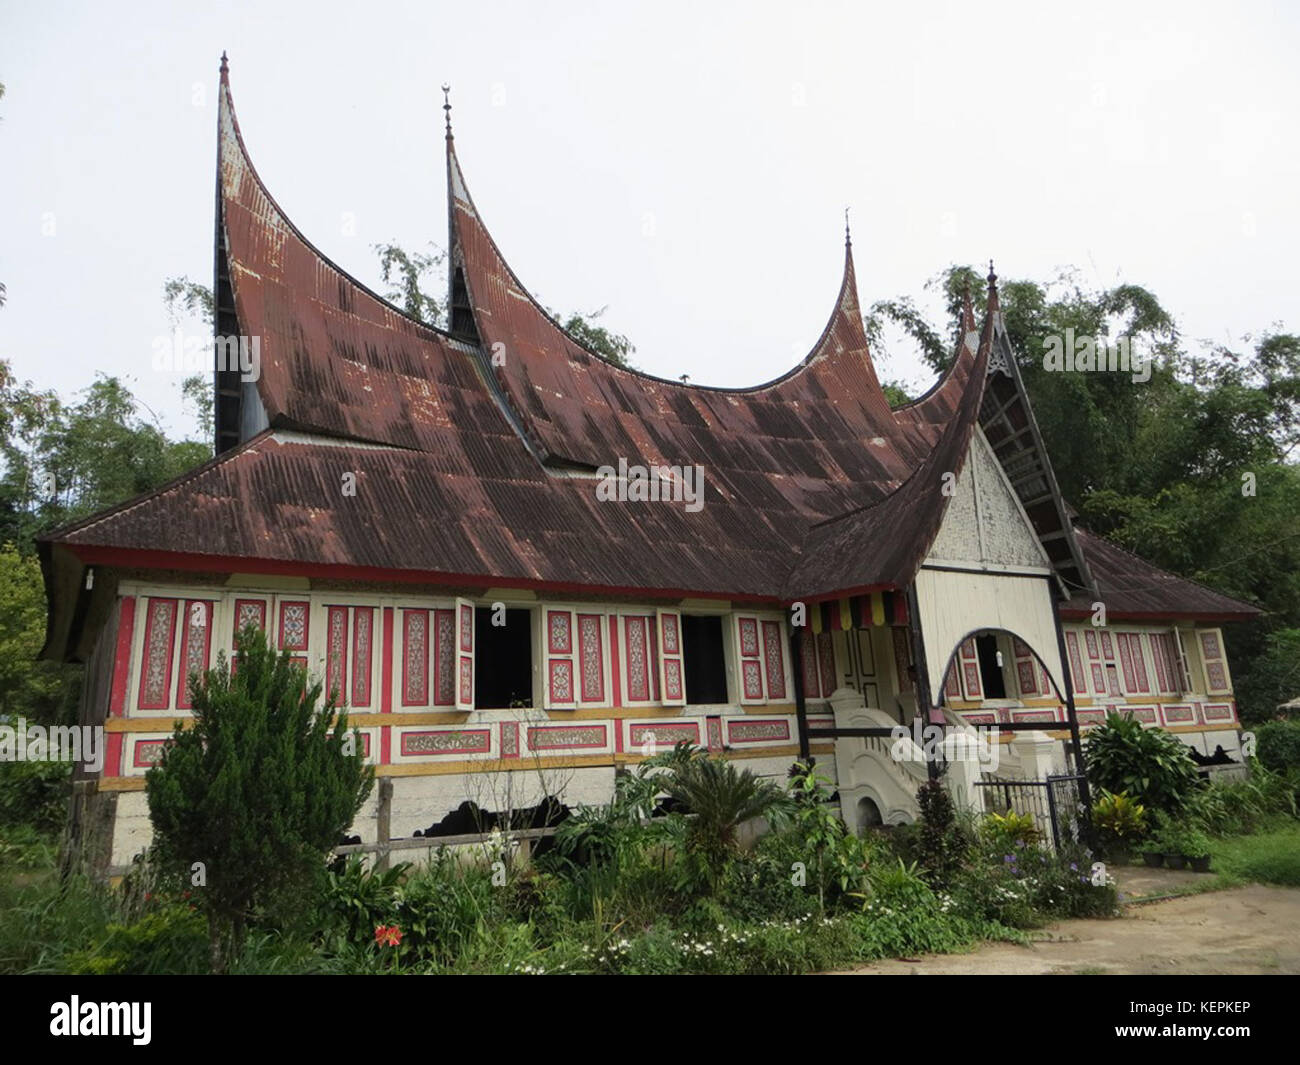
[1063,529,1260,621]
[38,60,1256,664]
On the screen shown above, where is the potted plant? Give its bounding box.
[1180,825,1213,872]
[1091,789,1147,864]
[1162,823,1189,870]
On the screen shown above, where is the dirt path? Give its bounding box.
[836,884,1300,975]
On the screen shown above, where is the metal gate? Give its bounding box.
[975,773,1086,851]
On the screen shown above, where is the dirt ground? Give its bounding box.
[837,878,1300,975]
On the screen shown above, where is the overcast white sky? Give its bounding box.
[2,0,1296,438]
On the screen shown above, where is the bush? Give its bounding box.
[1183,763,1297,836]
[1084,710,1201,812]
[981,809,1042,852]
[1091,789,1148,856]
[0,759,69,833]
[66,904,209,975]
[914,779,970,887]
[146,624,374,971]
[1256,721,1300,774]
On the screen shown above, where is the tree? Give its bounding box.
[373,242,446,327]
[146,624,373,972]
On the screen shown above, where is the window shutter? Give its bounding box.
[1149,632,1171,694]
[1065,631,1087,693]
[1199,629,1232,694]
[1100,631,1121,696]
[352,607,377,709]
[761,620,788,702]
[325,606,349,705]
[655,610,686,707]
[621,614,657,705]
[400,608,431,707]
[575,613,606,705]
[544,608,578,710]
[958,638,983,700]
[175,599,214,710]
[1083,629,1106,695]
[1171,629,1193,694]
[943,661,962,701]
[817,632,837,697]
[799,631,821,699]
[1013,638,1040,696]
[734,614,766,704]
[454,598,475,711]
[276,599,311,671]
[137,597,179,711]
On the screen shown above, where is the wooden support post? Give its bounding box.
[376,779,393,872]
[904,584,940,783]
[790,623,811,763]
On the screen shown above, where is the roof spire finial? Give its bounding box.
[442,84,453,140]
[987,259,997,286]
[219,51,228,74]
[844,206,851,247]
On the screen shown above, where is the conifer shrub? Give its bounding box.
[146,623,373,972]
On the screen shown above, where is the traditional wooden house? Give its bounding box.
[40,58,1259,874]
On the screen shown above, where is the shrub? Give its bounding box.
[657,746,793,893]
[1084,710,1201,812]
[981,809,1042,852]
[146,623,374,972]
[1183,763,1297,836]
[0,759,70,833]
[914,779,969,887]
[65,904,209,975]
[1256,721,1300,775]
[1091,789,1148,856]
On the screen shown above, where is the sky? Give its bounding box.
[1,0,1297,438]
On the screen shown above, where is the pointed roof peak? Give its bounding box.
[986,259,1001,312]
[844,206,852,248]
[961,278,976,333]
[442,84,453,140]
[219,51,229,79]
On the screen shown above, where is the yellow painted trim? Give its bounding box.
[96,739,828,791]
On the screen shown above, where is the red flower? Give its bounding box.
[374,924,403,947]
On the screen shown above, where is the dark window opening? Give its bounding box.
[976,634,1007,699]
[682,615,728,705]
[474,607,533,709]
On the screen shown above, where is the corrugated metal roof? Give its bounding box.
[39,62,1257,635]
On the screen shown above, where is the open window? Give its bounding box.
[475,605,532,709]
[682,614,728,705]
[975,634,1007,699]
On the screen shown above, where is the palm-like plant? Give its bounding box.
[659,748,794,891]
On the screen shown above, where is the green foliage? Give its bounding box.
[1084,710,1201,812]
[1208,822,1300,886]
[0,759,69,832]
[1256,720,1300,774]
[66,904,209,975]
[0,543,73,722]
[145,623,374,971]
[981,809,1043,851]
[552,306,636,368]
[1090,789,1148,854]
[656,745,793,893]
[1182,763,1297,835]
[914,778,970,886]
[373,242,446,327]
